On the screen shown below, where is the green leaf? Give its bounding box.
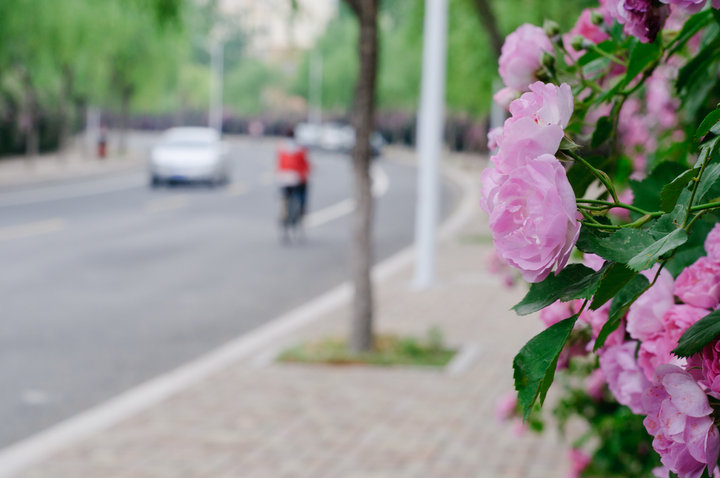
[695,108,720,142]
[697,163,720,203]
[513,264,603,316]
[678,37,720,94]
[673,309,720,357]
[576,227,656,264]
[591,116,612,148]
[631,161,687,213]
[594,274,649,351]
[668,10,713,56]
[514,315,578,419]
[625,38,662,85]
[590,263,637,310]
[627,228,688,271]
[660,169,697,212]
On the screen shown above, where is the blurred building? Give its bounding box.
[218,0,337,59]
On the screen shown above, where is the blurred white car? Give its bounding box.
[295,122,385,156]
[150,127,230,187]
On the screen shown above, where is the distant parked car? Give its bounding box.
[149,127,230,187]
[294,122,385,157]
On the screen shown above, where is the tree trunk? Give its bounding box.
[58,66,74,159]
[473,0,503,60]
[23,77,38,161]
[119,85,132,156]
[344,0,379,354]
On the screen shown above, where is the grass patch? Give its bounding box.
[278,327,456,367]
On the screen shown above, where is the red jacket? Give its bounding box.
[277,142,310,183]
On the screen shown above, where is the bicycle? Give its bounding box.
[279,185,305,244]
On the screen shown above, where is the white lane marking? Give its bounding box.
[0,159,475,478]
[0,177,142,209]
[226,182,249,197]
[145,195,188,214]
[305,199,354,228]
[0,219,66,241]
[304,164,389,229]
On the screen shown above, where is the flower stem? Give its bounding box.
[565,151,619,203]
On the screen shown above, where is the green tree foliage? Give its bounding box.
[295,0,595,117]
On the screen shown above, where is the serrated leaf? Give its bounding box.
[695,108,720,142]
[626,39,662,84]
[513,264,604,316]
[669,10,713,56]
[591,116,612,148]
[661,169,697,212]
[590,263,637,310]
[673,309,720,357]
[697,163,720,203]
[514,315,578,419]
[631,161,687,213]
[627,228,688,271]
[594,274,649,350]
[576,227,656,264]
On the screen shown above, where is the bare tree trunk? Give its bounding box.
[344,0,379,354]
[23,78,39,161]
[58,66,74,160]
[473,0,503,60]
[119,85,132,156]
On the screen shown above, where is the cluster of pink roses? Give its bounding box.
[480,81,579,283]
[542,225,720,477]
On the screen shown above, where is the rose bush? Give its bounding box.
[483,1,720,476]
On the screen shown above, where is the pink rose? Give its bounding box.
[487,127,503,151]
[483,154,580,282]
[495,117,564,170]
[585,368,607,401]
[705,223,720,262]
[564,9,610,59]
[566,448,591,478]
[600,341,651,413]
[638,335,680,381]
[663,304,707,345]
[509,82,574,129]
[627,266,675,342]
[498,24,553,91]
[675,257,720,310]
[642,365,719,478]
[540,300,577,328]
[495,390,518,422]
[493,87,520,110]
[714,0,720,8]
[660,0,706,13]
[584,253,605,271]
[688,338,720,399]
[601,0,670,43]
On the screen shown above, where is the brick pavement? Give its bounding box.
[11,157,571,478]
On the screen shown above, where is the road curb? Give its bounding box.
[0,156,478,477]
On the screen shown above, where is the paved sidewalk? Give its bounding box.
[0,136,146,188]
[9,157,569,478]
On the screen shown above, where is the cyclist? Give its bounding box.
[276,128,311,242]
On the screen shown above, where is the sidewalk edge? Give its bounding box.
[0,158,478,477]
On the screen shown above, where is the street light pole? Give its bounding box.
[209,40,224,133]
[413,0,448,289]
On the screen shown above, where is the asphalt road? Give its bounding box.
[0,137,456,448]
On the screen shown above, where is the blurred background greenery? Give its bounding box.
[0,0,593,157]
